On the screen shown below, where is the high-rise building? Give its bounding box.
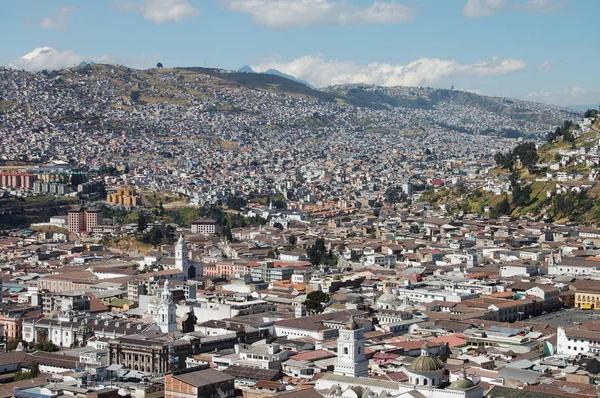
[0,172,36,189]
[68,207,103,233]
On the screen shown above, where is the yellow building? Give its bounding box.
[107,186,140,206]
[574,289,600,310]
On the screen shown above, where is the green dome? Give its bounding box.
[448,379,475,390]
[409,355,444,372]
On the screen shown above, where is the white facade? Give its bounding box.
[556,327,600,356]
[158,280,177,333]
[500,265,539,278]
[175,234,189,276]
[334,321,368,378]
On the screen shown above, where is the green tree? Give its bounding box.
[156,62,164,68]
[137,212,148,232]
[307,238,327,266]
[130,90,141,102]
[34,341,59,352]
[288,234,297,246]
[303,291,330,314]
[512,142,538,171]
[6,339,22,351]
[495,197,511,215]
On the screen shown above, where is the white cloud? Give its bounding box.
[463,0,505,18]
[40,6,72,31]
[117,0,199,24]
[463,0,565,18]
[539,60,552,71]
[526,87,600,106]
[252,55,527,88]
[515,0,566,13]
[10,47,114,71]
[222,0,413,28]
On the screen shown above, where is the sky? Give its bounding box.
[1,0,599,107]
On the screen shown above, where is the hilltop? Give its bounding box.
[0,64,579,139]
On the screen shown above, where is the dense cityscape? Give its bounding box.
[1,1,600,397]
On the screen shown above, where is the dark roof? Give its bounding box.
[486,385,565,398]
[172,368,234,387]
[0,352,27,367]
[222,365,283,381]
[29,351,78,369]
[274,388,323,398]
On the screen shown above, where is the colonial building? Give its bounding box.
[191,219,217,235]
[165,365,235,398]
[108,331,192,373]
[334,318,368,378]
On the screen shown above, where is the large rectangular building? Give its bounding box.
[0,172,36,189]
[68,207,103,233]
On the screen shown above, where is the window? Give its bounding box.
[424,379,428,386]
[343,347,348,355]
[358,347,361,354]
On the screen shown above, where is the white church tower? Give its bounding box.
[334,318,369,378]
[175,234,189,276]
[158,280,177,333]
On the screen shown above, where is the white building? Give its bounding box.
[157,279,177,333]
[334,318,368,378]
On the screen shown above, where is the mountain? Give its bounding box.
[2,63,581,139]
[238,65,254,73]
[237,65,314,88]
[567,104,599,112]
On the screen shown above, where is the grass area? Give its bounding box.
[102,236,153,255]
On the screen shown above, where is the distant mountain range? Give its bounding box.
[237,65,314,88]
[566,104,599,112]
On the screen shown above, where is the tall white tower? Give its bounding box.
[158,279,177,333]
[175,234,189,276]
[334,318,369,378]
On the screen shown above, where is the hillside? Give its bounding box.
[325,84,580,137]
[448,117,600,224]
[0,64,581,140]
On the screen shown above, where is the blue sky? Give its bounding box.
[1,0,599,106]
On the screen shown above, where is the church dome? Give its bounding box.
[410,355,444,372]
[345,318,360,330]
[409,344,444,372]
[448,379,475,390]
[378,290,400,305]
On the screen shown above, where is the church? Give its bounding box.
[317,318,484,398]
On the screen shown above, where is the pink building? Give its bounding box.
[0,172,36,189]
[203,261,250,278]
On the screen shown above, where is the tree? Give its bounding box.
[156,62,163,68]
[384,186,406,204]
[494,151,515,171]
[304,291,330,314]
[28,362,40,378]
[6,339,22,351]
[512,142,538,171]
[307,238,327,266]
[584,109,598,119]
[288,234,297,246]
[137,212,148,232]
[34,341,59,352]
[130,90,141,102]
[494,197,511,215]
